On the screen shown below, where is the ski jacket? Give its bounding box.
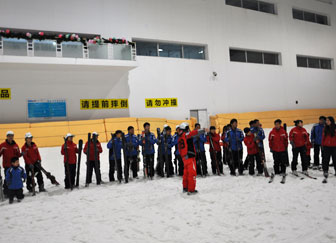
[207,133,221,152]
[221,133,229,148]
[178,130,198,159]
[159,134,173,155]
[311,123,324,145]
[84,140,103,161]
[22,142,41,165]
[61,141,78,164]
[124,134,139,157]
[0,140,21,168]
[250,127,265,148]
[224,129,244,151]
[243,134,258,155]
[107,137,123,160]
[140,132,157,155]
[193,131,207,152]
[5,166,26,190]
[289,126,309,148]
[269,127,288,152]
[322,128,336,147]
[172,133,180,155]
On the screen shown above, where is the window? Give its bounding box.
[226,0,276,15]
[293,8,329,25]
[135,40,206,60]
[297,55,333,70]
[136,41,158,56]
[159,43,182,58]
[230,48,280,65]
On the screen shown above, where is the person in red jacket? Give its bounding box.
[269,119,288,175]
[207,126,223,175]
[321,116,336,178]
[243,128,262,176]
[21,132,45,192]
[178,122,200,195]
[84,132,103,186]
[61,133,79,189]
[289,120,309,175]
[0,131,21,197]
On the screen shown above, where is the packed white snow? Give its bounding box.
[0,124,335,243]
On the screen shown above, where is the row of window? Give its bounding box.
[230,48,333,70]
[135,41,206,60]
[226,0,330,26]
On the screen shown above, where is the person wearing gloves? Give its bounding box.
[84,132,103,185]
[172,125,184,176]
[311,116,326,170]
[124,126,140,180]
[61,133,79,189]
[107,130,123,183]
[6,157,26,204]
[22,132,45,192]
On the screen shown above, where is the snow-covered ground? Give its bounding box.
[1,124,336,243]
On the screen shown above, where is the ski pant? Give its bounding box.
[273,151,287,175]
[210,150,223,174]
[127,155,138,179]
[110,159,122,182]
[175,154,184,176]
[25,164,44,191]
[291,146,308,172]
[8,188,24,201]
[229,150,243,175]
[322,146,336,173]
[243,154,249,169]
[143,154,155,178]
[64,163,76,189]
[86,160,101,185]
[248,153,263,175]
[182,157,197,192]
[196,151,208,175]
[222,147,230,165]
[2,168,9,196]
[313,144,322,166]
[156,154,174,177]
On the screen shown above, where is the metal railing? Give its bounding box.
[0,37,136,61]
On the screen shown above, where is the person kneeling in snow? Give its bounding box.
[6,157,26,204]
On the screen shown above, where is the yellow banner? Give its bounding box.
[145,98,178,108]
[0,88,11,100]
[80,99,128,110]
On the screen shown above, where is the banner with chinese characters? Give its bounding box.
[0,88,11,100]
[145,98,178,108]
[80,99,129,110]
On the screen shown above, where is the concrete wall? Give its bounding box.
[0,0,335,123]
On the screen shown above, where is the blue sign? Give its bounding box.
[28,99,67,118]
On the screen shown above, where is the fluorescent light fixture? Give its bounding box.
[158,48,163,52]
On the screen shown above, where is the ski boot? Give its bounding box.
[187,190,198,195]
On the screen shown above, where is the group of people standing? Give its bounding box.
[1,115,336,203]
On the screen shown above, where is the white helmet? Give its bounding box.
[163,124,168,129]
[6,131,14,136]
[65,133,74,139]
[175,125,180,130]
[92,132,99,136]
[179,122,189,130]
[25,132,33,139]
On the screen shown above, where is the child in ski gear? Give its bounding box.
[61,133,78,189]
[289,120,309,174]
[22,132,45,192]
[172,125,184,176]
[224,119,244,176]
[321,116,336,177]
[107,131,123,182]
[243,120,256,170]
[207,126,223,175]
[125,126,140,179]
[311,116,326,169]
[140,123,157,179]
[6,157,26,204]
[269,119,288,175]
[0,131,21,197]
[84,132,103,185]
[193,123,208,176]
[243,127,263,175]
[178,122,199,194]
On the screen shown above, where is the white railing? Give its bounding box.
[0,37,136,61]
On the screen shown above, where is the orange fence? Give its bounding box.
[0,117,197,148]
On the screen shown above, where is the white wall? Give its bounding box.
[0,0,335,123]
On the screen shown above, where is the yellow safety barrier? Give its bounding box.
[211,108,336,133]
[104,117,139,139]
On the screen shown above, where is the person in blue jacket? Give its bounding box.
[5,157,27,204]
[225,119,244,176]
[193,123,208,176]
[311,116,326,169]
[157,126,174,177]
[172,125,184,176]
[140,122,157,179]
[125,126,140,179]
[107,130,123,183]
